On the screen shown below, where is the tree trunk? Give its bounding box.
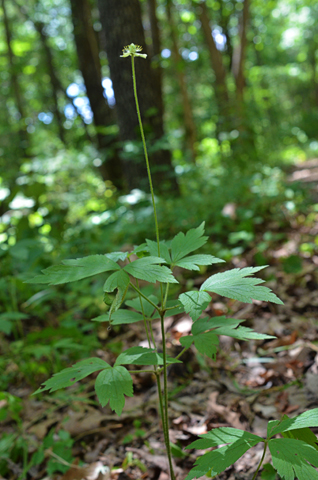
[1,0,28,157]
[147,0,163,120]
[97,0,179,194]
[166,0,197,163]
[232,0,249,102]
[70,0,124,189]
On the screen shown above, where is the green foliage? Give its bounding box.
[186,409,318,480]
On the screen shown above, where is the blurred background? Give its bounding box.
[1,0,318,477]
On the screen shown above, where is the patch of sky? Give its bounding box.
[38,112,53,124]
[212,28,227,51]
[119,189,146,205]
[102,77,115,106]
[161,48,171,58]
[66,83,81,97]
[9,194,35,210]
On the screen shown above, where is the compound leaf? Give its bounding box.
[33,358,110,394]
[146,239,171,263]
[268,409,318,438]
[115,346,182,366]
[103,270,130,293]
[282,428,318,451]
[106,252,129,262]
[124,257,178,284]
[27,255,120,285]
[269,438,318,480]
[179,291,211,321]
[95,366,133,415]
[185,428,263,480]
[125,294,159,318]
[200,267,283,305]
[171,223,208,263]
[175,254,224,271]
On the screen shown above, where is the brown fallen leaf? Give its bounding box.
[60,461,110,480]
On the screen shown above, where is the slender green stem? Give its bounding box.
[135,278,152,348]
[160,311,175,480]
[252,442,267,480]
[131,56,160,257]
[129,282,160,312]
[129,369,156,374]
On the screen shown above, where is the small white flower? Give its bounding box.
[120,43,147,59]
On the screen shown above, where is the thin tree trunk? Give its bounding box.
[33,21,66,144]
[148,0,163,119]
[70,0,124,189]
[166,0,197,163]
[98,0,179,194]
[1,0,28,156]
[232,0,249,102]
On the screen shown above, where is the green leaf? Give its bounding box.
[261,463,278,480]
[282,428,318,451]
[183,316,274,360]
[103,270,130,293]
[200,266,283,304]
[267,409,318,438]
[26,255,120,285]
[106,252,129,262]
[115,346,182,366]
[125,294,159,318]
[111,310,144,325]
[171,222,208,263]
[185,428,263,480]
[95,366,133,415]
[269,438,318,480]
[146,239,171,263]
[179,291,211,321]
[33,358,110,394]
[174,254,224,271]
[124,256,178,283]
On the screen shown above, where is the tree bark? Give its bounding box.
[232,0,249,102]
[97,0,178,194]
[166,0,197,163]
[1,0,28,156]
[70,0,124,189]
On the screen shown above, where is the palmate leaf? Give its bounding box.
[33,358,110,394]
[267,409,318,438]
[185,428,263,480]
[95,366,133,416]
[171,222,208,263]
[26,255,120,285]
[174,254,224,271]
[146,239,171,263]
[269,438,318,480]
[181,316,274,360]
[200,266,283,305]
[179,291,211,321]
[124,256,178,284]
[115,346,182,366]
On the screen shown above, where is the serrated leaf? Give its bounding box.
[171,223,208,263]
[269,438,318,480]
[200,266,283,305]
[106,252,129,262]
[26,255,120,285]
[103,270,130,293]
[268,409,318,438]
[193,331,219,359]
[124,257,178,284]
[282,427,318,451]
[146,239,171,263]
[180,335,194,349]
[95,366,133,415]
[33,358,110,394]
[261,463,278,480]
[92,310,144,325]
[125,294,159,318]
[185,428,263,480]
[179,291,211,321]
[175,254,224,271]
[115,346,182,366]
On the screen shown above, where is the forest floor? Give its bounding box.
[2,160,318,480]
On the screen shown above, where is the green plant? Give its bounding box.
[26,44,318,480]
